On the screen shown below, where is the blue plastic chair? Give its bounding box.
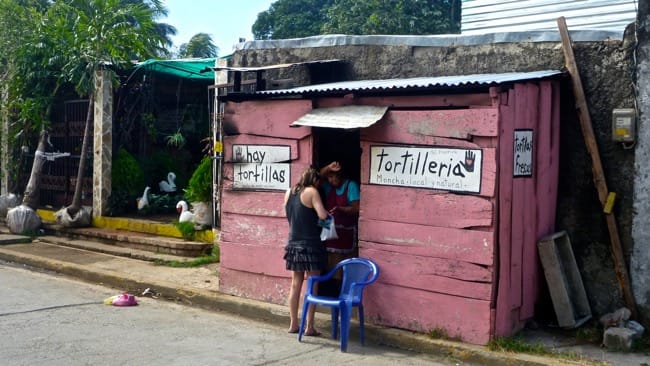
[298,257,380,352]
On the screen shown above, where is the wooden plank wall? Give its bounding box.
[220,99,313,304]
[359,106,499,345]
[494,81,561,337]
[218,85,560,345]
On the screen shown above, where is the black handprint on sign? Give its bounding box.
[460,150,476,172]
[234,146,244,162]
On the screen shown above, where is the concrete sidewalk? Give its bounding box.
[0,234,646,366]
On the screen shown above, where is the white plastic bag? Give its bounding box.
[320,215,339,241]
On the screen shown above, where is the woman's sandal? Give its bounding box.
[303,329,321,337]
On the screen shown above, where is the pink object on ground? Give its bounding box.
[112,293,138,306]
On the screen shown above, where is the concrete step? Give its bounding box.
[41,223,213,258]
[36,209,215,244]
[26,209,214,261]
[34,234,197,264]
[1,209,216,258]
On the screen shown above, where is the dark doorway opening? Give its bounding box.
[313,127,361,182]
[313,127,362,297]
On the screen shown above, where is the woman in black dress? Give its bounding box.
[283,167,329,336]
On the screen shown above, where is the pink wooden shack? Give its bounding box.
[217,70,562,345]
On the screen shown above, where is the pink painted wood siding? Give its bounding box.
[217,81,560,345]
[359,107,499,345]
[360,185,493,229]
[220,100,315,304]
[494,81,560,337]
[315,93,494,110]
[364,283,492,345]
[364,109,499,141]
[219,268,291,304]
[224,100,313,139]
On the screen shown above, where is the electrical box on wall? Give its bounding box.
[612,108,636,142]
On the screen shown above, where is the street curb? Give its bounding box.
[0,248,592,366]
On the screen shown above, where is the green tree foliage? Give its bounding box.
[0,0,176,194]
[252,0,460,40]
[323,0,460,35]
[179,33,219,58]
[44,0,171,217]
[0,0,56,191]
[252,0,334,40]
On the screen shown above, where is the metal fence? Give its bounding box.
[38,99,93,208]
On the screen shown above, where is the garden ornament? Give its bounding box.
[159,172,177,193]
[136,186,150,210]
[176,200,195,223]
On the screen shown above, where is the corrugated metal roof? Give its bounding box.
[256,70,563,96]
[208,59,342,72]
[290,106,388,129]
[235,30,624,51]
[462,0,637,34]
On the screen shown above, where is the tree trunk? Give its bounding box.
[67,93,93,217]
[22,130,49,210]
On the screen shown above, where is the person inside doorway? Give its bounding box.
[319,161,360,295]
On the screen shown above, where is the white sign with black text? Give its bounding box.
[232,144,291,190]
[232,144,291,163]
[513,129,533,177]
[233,163,290,190]
[369,145,483,193]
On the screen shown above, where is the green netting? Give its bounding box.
[133,58,217,81]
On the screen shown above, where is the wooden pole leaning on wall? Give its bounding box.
[557,16,637,317]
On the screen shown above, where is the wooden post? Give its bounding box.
[557,16,637,317]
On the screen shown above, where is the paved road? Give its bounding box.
[0,262,467,366]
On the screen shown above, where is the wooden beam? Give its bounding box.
[557,16,637,317]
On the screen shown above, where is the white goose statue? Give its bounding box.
[159,172,177,193]
[176,200,195,223]
[136,186,151,210]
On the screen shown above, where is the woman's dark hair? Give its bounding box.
[291,167,320,194]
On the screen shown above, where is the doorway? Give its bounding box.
[313,127,362,297]
[313,127,361,182]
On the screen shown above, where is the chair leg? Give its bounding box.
[340,302,353,352]
[359,304,365,346]
[331,307,339,340]
[297,299,310,342]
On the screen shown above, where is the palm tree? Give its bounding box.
[51,0,167,226]
[179,33,219,58]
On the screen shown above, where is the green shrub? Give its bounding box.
[184,156,212,203]
[152,192,185,215]
[113,148,144,198]
[108,149,144,216]
[175,221,196,241]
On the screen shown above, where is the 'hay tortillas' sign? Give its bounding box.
[232,145,290,190]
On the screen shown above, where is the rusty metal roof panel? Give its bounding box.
[462,0,637,34]
[256,70,563,96]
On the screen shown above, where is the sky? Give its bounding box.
[162,0,275,56]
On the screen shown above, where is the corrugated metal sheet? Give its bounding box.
[209,59,342,72]
[235,30,625,51]
[256,70,563,96]
[462,0,637,34]
[290,105,388,129]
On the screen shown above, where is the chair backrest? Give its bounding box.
[337,258,379,301]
